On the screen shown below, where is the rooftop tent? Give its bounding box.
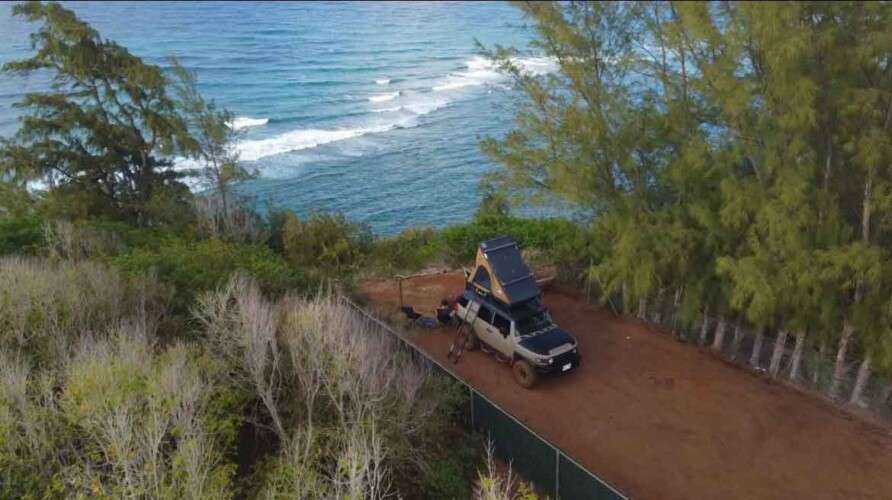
[468,236,540,306]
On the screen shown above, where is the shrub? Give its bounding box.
[279,211,372,274]
[43,219,128,260]
[370,227,444,273]
[0,327,237,499]
[193,195,268,244]
[441,215,589,266]
[112,237,305,304]
[423,458,473,499]
[196,277,472,498]
[0,214,44,255]
[0,256,167,366]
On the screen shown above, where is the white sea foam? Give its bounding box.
[370,106,404,113]
[228,116,269,130]
[367,98,448,116]
[368,91,399,102]
[375,78,391,85]
[402,99,447,115]
[432,55,557,92]
[237,124,395,161]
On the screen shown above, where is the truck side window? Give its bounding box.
[493,314,510,337]
[476,304,493,324]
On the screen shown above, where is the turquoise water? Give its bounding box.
[0,2,544,234]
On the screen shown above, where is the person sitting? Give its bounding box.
[436,299,453,326]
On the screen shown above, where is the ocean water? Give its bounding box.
[0,2,545,234]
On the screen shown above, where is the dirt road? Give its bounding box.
[360,272,892,500]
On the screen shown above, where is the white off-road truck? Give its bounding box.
[450,236,580,388]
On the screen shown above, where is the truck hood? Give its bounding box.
[518,328,575,355]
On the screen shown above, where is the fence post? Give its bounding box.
[555,449,561,499]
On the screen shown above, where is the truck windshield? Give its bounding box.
[516,311,555,336]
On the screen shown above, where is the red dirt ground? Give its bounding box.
[359,272,892,500]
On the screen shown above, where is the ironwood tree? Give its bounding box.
[485,1,892,404]
[0,2,201,225]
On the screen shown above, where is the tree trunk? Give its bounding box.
[671,286,683,330]
[698,307,710,346]
[730,319,744,361]
[653,288,665,324]
[622,281,630,314]
[848,355,872,407]
[768,329,788,378]
[830,321,855,399]
[749,327,764,369]
[638,295,648,320]
[710,316,728,354]
[880,382,892,408]
[788,331,805,382]
[813,340,826,386]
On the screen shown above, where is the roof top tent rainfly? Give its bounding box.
[467,236,540,306]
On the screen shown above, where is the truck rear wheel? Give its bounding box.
[512,359,538,388]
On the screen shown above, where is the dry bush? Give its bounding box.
[192,196,267,243]
[2,267,465,499]
[473,441,539,500]
[195,274,441,499]
[0,256,167,366]
[474,440,516,500]
[0,320,234,499]
[43,219,125,261]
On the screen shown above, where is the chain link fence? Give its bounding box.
[339,297,627,500]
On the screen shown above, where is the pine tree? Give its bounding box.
[0,1,199,224]
[487,1,892,405]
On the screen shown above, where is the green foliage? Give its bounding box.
[279,210,372,274]
[0,1,199,225]
[440,215,588,266]
[422,458,474,499]
[483,1,892,391]
[171,59,257,228]
[112,237,304,303]
[0,214,44,255]
[370,227,444,273]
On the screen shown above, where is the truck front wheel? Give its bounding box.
[512,359,538,388]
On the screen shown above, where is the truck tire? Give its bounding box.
[512,359,538,389]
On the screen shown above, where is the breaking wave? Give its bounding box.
[226,55,554,162]
[228,116,269,130]
[432,55,556,92]
[238,124,394,161]
[368,91,399,102]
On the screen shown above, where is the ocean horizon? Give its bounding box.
[0,1,547,234]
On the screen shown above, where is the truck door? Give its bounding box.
[489,311,515,358]
[473,303,500,349]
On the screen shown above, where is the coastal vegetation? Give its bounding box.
[2,0,892,498]
[476,1,892,410]
[0,3,502,498]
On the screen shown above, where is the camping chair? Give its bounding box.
[400,305,438,329]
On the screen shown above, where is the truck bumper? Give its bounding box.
[535,353,581,374]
